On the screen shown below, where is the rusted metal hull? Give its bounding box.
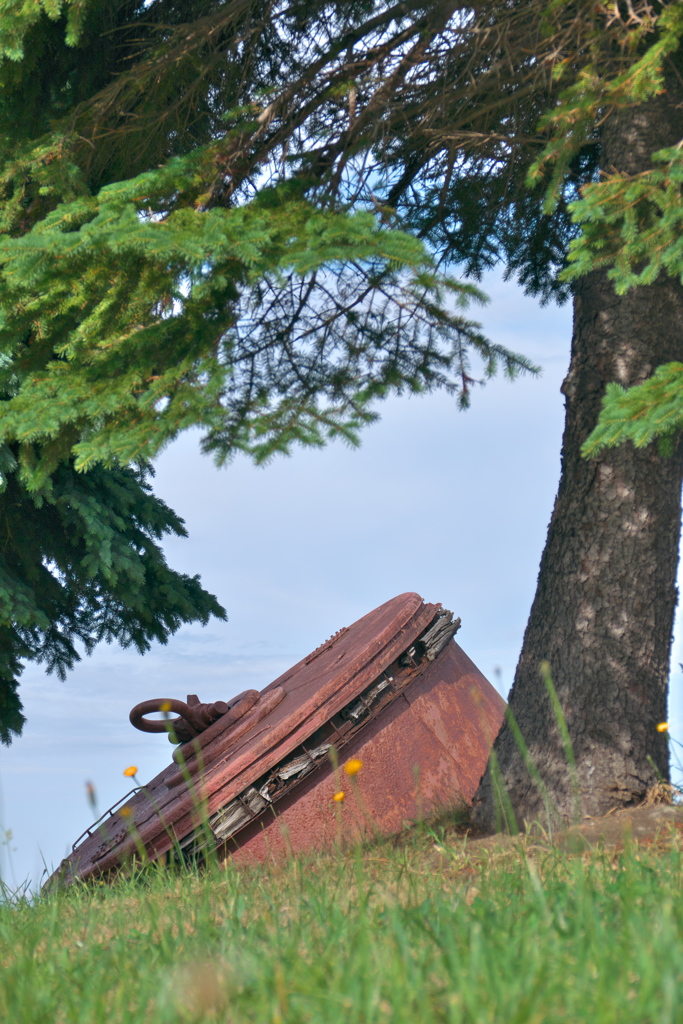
[225,641,504,863]
[48,594,505,887]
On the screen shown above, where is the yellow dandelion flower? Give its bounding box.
[119,806,132,818]
[657,722,669,733]
[123,766,138,778]
[333,791,345,803]
[344,758,363,777]
[160,701,172,713]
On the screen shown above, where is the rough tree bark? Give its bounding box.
[471,71,683,830]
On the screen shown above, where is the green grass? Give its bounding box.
[1,825,682,1023]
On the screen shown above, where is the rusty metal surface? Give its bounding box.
[48,593,504,887]
[225,641,504,863]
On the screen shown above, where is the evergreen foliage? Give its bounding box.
[1,0,680,739]
[569,111,683,456]
[565,133,683,455]
[0,0,539,484]
[0,0,541,737]
[0,155,526,485]
[522,2,683,458]
[581,362,683,457]
[0,456,225,744]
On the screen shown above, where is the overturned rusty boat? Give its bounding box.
[49,593,505,886]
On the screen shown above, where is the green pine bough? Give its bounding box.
[528,2,683,458]
[0,455,225,744]
[0,146,530,488]
[564,142,683,457]
[4,0,683,733]
[580,363,683,458]
[0,2,538,738]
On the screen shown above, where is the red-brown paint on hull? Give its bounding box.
[225,641,505,864]
[47,594,505,887]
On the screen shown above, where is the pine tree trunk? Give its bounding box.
[471,72,683,830]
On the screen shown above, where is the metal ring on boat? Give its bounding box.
[129,690,259,740]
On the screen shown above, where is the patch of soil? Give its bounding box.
[446,803,683,861]
[552,802,683,852]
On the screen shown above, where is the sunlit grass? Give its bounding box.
[0,818,682,1023]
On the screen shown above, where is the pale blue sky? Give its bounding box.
[2,272,681,889]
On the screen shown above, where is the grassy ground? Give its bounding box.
[1,818,682,1024]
